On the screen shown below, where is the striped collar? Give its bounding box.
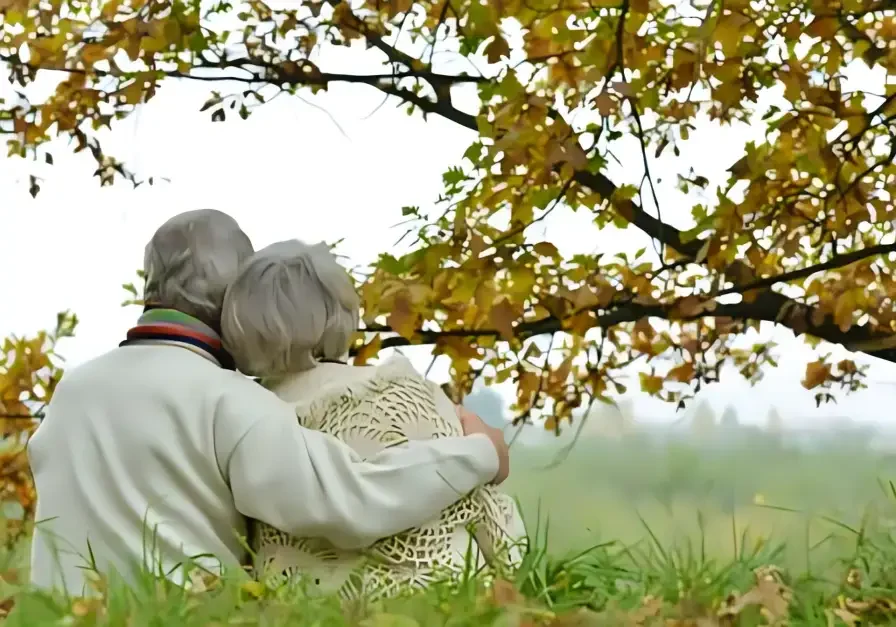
[120,308,236,370]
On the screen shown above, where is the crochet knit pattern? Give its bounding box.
[249,355,527,599]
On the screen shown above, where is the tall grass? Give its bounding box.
[3,434,896,625]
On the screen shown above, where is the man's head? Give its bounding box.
[221,239,360,377]
[143,210,254,330]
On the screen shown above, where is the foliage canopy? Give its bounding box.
[2,0,896,428]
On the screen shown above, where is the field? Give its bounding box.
[3,430,896,625]
[506,430,896,572]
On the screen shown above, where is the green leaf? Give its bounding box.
[377,254,407,275]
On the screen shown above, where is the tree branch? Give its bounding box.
[1,53,486,90]
[358,288,896,363]
[334,37,896,365]
[715,241,896,297]
[355,235,896,364]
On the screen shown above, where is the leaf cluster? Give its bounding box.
[3,0,895,426]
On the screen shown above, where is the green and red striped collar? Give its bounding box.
[120,307,236,370]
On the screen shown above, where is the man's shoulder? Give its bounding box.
[214,369,294,422]
[57,346,269,402]
[49,349,128,395]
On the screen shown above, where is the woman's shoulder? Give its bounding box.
[268,353,427,408]
[327,353,430,398]
[367,351,425,381]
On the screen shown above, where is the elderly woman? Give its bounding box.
[221,240,527,599]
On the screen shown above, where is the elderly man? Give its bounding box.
[27,209,509,595]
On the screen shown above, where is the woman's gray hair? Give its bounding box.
[143,209,254,329]
[221,239,361,377]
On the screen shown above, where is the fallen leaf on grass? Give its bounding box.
[187,568,221,593]
[70,597,104,618]
[0,568,19,584]
[830,607,861,626]
[488,579,558,626]
[836,594,896,624]
[726,580,789,619]
[583,596,667,627]
[0,596,14,619]
[491,578,525,608]
[628,595,664,623]
[719,566,791,625]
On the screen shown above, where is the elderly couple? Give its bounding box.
[27,210,526,599]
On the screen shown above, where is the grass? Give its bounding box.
[4,434,896,625]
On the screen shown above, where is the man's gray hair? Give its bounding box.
[143,209,254,330]
[221,239,360,377]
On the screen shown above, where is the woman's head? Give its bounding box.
[221,239,360,377]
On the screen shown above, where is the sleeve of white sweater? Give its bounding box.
[219,393,499,551]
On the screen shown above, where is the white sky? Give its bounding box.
[2,41,896,428]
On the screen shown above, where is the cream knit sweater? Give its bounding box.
[252,354,527,599]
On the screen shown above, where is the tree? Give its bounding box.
[765,406,784,434]
[719,405,740,430]
[689,399,718,438]
[3,0,895,433]
[0,312,77,544]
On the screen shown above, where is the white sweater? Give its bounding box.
[27,344,498,594]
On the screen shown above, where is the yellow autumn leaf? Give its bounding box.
[833,291,857,333]
[485,34,510,64]
[639,372,664,396]
[352,334,382,366]
[489,298,518,341]
[801,360,831,390]
[666,361,695,383]
[594,92,616,116]
[79,43,110,65]
[532,241,559,258]
[386,292,417,339]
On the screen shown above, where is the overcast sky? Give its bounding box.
[2,41,895,428]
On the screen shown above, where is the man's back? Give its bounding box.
[28,345,256,594]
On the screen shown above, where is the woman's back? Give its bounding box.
[250,355,525,599]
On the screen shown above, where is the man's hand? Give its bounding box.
[456,405,510,486]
